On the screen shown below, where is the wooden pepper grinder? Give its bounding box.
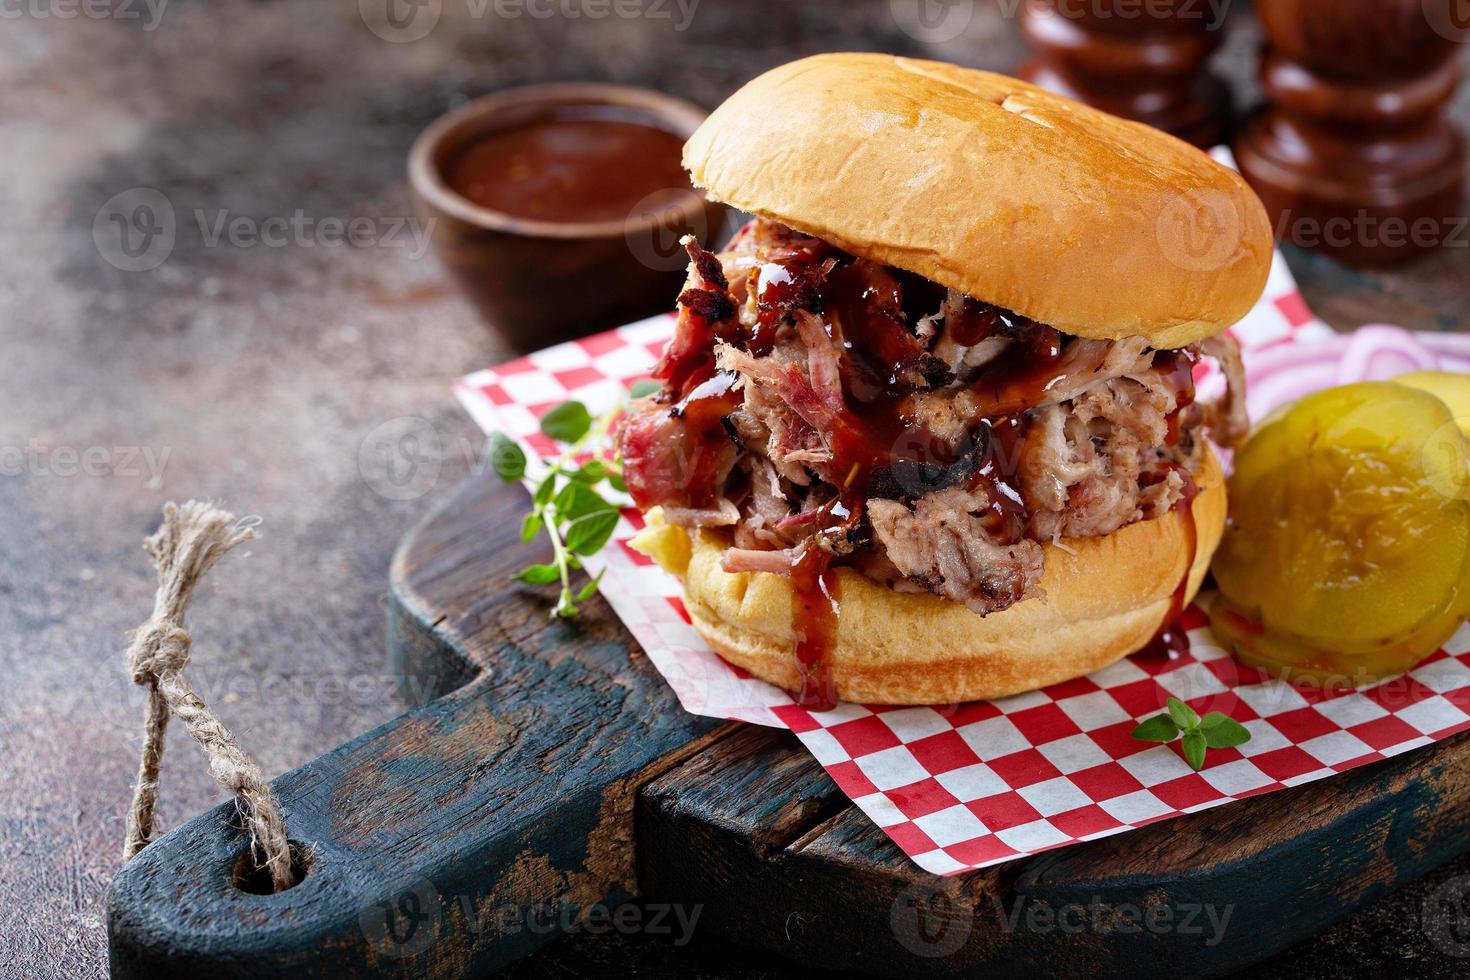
[1018,0,1233,147]
[1234,0,1467,266]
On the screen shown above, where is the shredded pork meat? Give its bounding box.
[619,219,1246,618]
[868,490,1046,614]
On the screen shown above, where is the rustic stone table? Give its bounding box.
[2,2,1468,977]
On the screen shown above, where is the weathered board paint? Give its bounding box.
[108,476,1470,977]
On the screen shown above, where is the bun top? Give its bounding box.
[684,54,1273,348]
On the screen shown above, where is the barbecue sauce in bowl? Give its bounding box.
[410,84,723,349]
[445,109,698,224]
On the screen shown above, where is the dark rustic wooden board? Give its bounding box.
[107,475,1470,978]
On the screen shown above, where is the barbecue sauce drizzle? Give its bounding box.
[1140,350,1201,662]
[1136,466,1200,662]
[645,228,1202,706]
[791,542,840,709]
[667,370,744,510]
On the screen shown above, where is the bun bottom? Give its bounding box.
[638,448,1225,706]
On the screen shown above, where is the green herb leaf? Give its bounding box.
[1196,711,1228,730]
[489,433,526,481]
[1199,713,1252,749]
[1130,714,1180,743]
[630,380,661,398]
[540,401,593,443]
[576,568,606,602]
[572,460,607,483]
[1181,730,1207,771]
[1167,697,1201,730]
[565,511,620,556]
[513,564,560,585]
[554,481,617,522]
[508,391,640,619]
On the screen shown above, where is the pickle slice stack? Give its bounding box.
[1211,381,1470,686]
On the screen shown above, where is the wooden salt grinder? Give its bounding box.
[1234,0,1467,266]
[1018,0,1233,147]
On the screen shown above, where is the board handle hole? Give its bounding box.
[231,840,314,895]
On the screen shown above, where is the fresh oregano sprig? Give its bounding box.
[489,380,660,618]
[1130,697,1251,771]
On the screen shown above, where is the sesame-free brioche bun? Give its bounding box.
[683,53,1272,348]
[633,448,1225,706]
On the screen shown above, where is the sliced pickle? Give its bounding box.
[1395,370,1470,434]
[1211,382,1470,682]
[1212,594,1469,687]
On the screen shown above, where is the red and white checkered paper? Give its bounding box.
[455,248,1470,876]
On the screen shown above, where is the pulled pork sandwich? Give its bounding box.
[621,54,1271,707]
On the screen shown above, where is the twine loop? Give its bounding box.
[127,623,191,684]
[121,501,297,892]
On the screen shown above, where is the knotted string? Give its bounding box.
[122,501,296,891]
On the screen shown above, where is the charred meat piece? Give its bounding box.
[654,238,741,398]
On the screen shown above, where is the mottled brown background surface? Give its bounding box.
[2,2,1468,977]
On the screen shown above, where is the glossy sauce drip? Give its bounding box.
[753,262,797,353]
[938,327,1074,545]
[967,417,1030,544]
[446,112,696,223]
[673,369,740,427]
[1136,466,1200,662]
[826,263,932,398]
[669,370,742,508]
[759,253,937,493]
[755,250,831,351]
[947,300,1011,348]
[967,325,1068,418]
[790,541,840,710]
[1157,349,1199,444]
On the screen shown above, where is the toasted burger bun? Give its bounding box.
[683,53,1272,348]
[633,448,1225,706]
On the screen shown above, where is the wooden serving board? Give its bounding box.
[107,476,1470,978]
